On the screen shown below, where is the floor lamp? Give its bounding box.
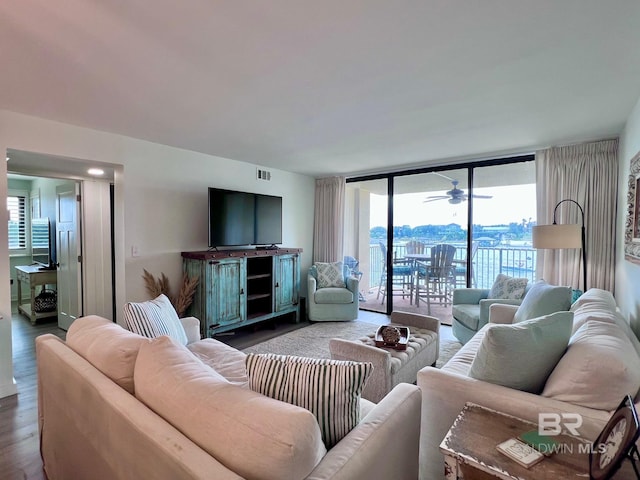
[532,199,587,291]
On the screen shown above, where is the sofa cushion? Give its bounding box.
[134,336,326,480]
[441,326,486,376]
[570,288,620,332]
[123,294,188,345]
[245,353,372,448]
[314,287,354,304]
[569,288,640,358]
[513,280,571,323]
[542,321,640,410]
[315,262,346,288]
[451,304,481,330]
[571,288,617,312]
[469,311,573,393]
[488,274,528,300]
[571,302,621,333]
[187,338,248,387]
[66,315,148,394]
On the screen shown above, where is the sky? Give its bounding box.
[370,184,537,228]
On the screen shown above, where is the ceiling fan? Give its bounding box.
[424,174,493,204]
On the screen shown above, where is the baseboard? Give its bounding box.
[0,378,18,399]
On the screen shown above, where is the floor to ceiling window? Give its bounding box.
[345,156,536,320]
[471,162,537,289]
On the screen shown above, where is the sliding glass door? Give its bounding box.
[391,170,468,320]
[345,156,536,317]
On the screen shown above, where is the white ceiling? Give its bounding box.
[2,1,640,178]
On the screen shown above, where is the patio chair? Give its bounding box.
[343,255,365,301]
[376,242,413,304]
[453,242,479,288]
[414,244,457,314]
[343,255,360,275]
[404,240,427,302]
[405,240,427,255]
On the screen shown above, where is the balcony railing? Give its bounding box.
[368,243,536,290]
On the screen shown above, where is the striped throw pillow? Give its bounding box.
[246,354,372,448]
[123,294,188,346]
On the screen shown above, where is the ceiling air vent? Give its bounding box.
[257,168,272,181]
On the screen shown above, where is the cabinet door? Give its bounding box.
[274,254,299,312]
[208,258,246,328]
[183,258,207,337]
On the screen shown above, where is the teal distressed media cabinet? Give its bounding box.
[181,248,302,337]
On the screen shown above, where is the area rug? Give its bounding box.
[242,320,462,368]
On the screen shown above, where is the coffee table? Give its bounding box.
[329,311,439,402]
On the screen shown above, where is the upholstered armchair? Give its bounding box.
[307,262,359,322]
[451,282,532,344]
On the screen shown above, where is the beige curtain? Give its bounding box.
[313,176,346,263]
[536,139,618,292]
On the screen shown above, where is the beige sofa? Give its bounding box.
[37,315,422,480]
[417,288,640,479]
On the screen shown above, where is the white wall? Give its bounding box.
[32,176,75,221]
[616,95,640,335]
[0,109,316,398]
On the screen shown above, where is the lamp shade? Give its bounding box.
[532,224,582,249]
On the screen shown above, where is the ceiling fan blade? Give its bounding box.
[471,194,493,199]
[431,172,456,183]
[423,196,449,203]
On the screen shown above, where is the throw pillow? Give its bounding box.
[512,280,571,323]
[245,353,373,448]
[542,321,640,410]
[123,294,188,345]
[315,262,346,288]
[468,311,573,393]
[135,337,326,480]
[488,274,528,300]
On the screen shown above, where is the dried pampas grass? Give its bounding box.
[172,274,199,318]
[143,269,199,317]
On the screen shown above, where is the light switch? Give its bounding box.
[131,245,140,257]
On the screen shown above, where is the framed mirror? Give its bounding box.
[625,150,640,264]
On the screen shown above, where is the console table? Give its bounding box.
[15,265,58,325]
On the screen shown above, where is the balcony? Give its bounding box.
[359,242,536,323]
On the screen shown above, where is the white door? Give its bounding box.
[56,182,82,330]
[81,181,113,319]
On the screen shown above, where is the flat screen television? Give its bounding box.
[31,217,56,269]
[208,188,282,247]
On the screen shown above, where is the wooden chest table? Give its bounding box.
[440,403,589,479]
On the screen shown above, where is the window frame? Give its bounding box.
[7,189,29,255]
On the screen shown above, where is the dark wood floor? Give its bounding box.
[5,310,633,480]
[0,308,401,480]
[0,314,65,480]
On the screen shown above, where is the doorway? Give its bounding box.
[6,149,116,328]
